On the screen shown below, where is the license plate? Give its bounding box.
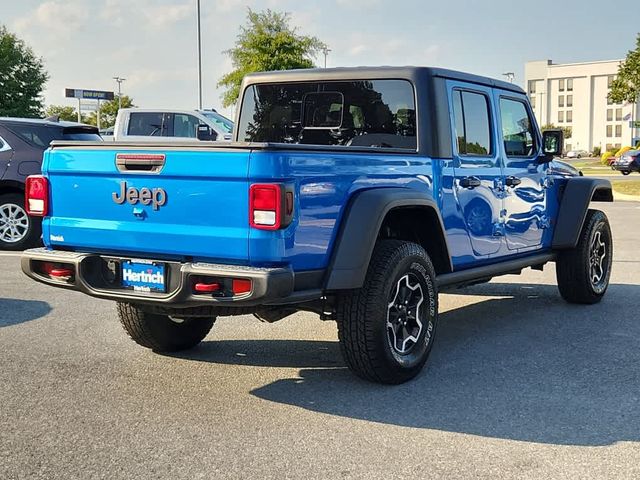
[121,260,166,292]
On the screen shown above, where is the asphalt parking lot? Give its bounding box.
[1,201,639,479]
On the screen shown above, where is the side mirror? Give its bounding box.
[541,129,563,161]
[196,124,217,141]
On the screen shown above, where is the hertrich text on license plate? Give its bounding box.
[121,260,166,292]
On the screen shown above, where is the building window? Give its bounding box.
[528,81,537,94]
[607,95,614,105]
[530,96,536,108]
[565,144,572,152]
[558,111,564,123]
[608,75,615,88]
[566,110,573,123]
[559,79,565,92]
[566,95,573,107]
[607,125,613,137]
[616,108,623,121]
[558,95,565,107]
[607,109,613,121]
[567,79,573,91]
[606,143,613,151]
[615,143,621,150]
[615,125,622,137]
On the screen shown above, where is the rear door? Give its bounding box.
[44,145,252,262]
[450,84,504,257]
[496,95,547,250]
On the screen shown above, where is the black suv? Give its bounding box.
[0,117,101,250]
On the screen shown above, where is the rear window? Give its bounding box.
[6,123,100,148]
[237,79,416,150]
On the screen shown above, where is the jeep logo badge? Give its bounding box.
[112,181,167,210]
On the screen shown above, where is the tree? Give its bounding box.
[0,25,48,117]
[45,105,82,122]
[540,123,572,140]
[609,33,640,104]
[218,9,326,108]
[85,95,134,128]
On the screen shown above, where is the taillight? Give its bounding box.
[250,183,294,230]
[25,175,49,216]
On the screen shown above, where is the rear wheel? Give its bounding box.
[117,302,215,352]
[0,193,41,250]
[336,240,438,384]
[622,171,631,176]
[556,209,612,304]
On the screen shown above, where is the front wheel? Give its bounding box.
[117,302,215,352]
[622,171,631,176]
[556,209,613,304]
[336,240,438,384]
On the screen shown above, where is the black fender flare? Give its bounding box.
[325,187,451,290]
[552,177,613,249]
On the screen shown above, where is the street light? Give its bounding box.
[502,72,515,83]
[322,46,331,69]
[113,76,126,110]
[196,0,203,109]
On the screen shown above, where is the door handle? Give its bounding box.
[459,176,481,189]
[505,176,522,187]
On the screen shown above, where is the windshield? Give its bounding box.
[236,79,417,150]
[202,111,234,133]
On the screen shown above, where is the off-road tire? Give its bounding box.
[0,193,41,250]
[556,209,612,304]
[117,302,215,352]
[336,240,438,384]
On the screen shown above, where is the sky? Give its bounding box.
[2,0,639,118]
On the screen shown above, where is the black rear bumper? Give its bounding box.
[20,248,318,307]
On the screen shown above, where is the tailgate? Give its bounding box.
[43,146,251,261]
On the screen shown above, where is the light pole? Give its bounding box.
[322,46,331,68]
[113,76,126,110]
[502,72,515,83]
[196,0,203,109]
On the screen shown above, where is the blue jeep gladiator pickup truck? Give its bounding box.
[21,67,613,384]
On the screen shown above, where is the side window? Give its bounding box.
[452,90,492,157]
[499,98,536,157]
[127,112,168,137]
[173,114,200,138]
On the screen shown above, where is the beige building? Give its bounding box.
[525,59,640,153]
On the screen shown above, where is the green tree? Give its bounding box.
[45,105,82,122]
[609,33,640,104]
[85,95,134,128]
[0,25,48,117]
[540,123,572,140]
[218,9,326,108]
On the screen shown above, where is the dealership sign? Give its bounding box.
[65,89,114,101]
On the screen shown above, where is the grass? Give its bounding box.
[612,180,640,197]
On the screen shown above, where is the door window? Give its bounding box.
[127,112,169,137]
[452,90,493,164]
[173,114,200,138]
[499,98,536,157]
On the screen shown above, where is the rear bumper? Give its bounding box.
[21,248,309,307]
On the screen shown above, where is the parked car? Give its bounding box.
[21,66,613,384]
[99,126,115,141]
[611,149,640,175]
[565,149,589,159]
[113,108,233,142]
[549,158,584,177]
[0,117,101,249]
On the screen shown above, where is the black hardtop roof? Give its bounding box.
[242,66,525,94]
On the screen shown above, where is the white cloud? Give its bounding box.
[13,0,89,44]
[143,2,192,28]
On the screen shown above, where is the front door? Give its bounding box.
[451,87,504,257]
[496,96,547,250]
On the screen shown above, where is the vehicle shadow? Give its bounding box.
[199,281,639,447]
[0,298,51,327]
[172,282,639,445]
